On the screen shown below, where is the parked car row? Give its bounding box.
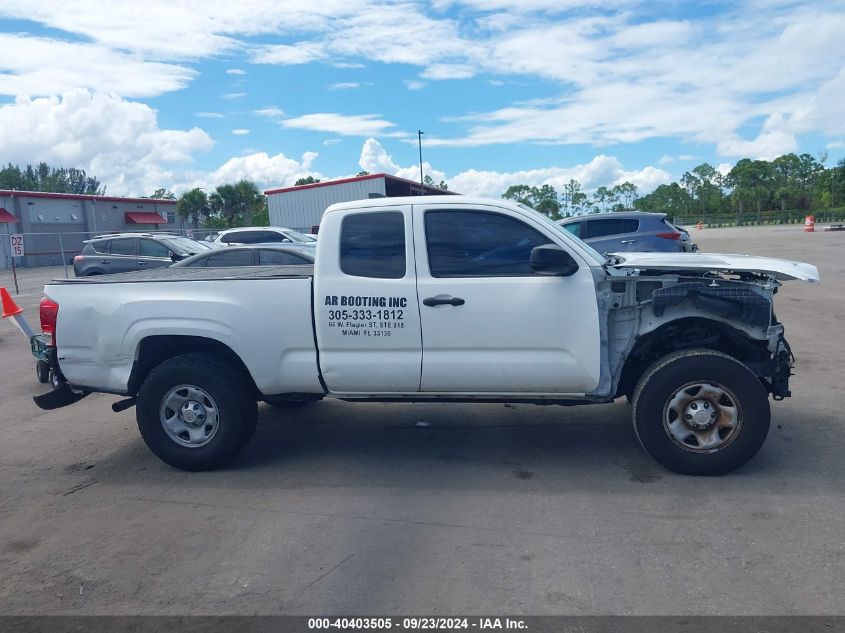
[71,214,692,277]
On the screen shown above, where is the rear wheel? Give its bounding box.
[136,353,257,471]
[632,349,770,475]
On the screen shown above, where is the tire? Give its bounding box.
[136,352,257,471]
[36,360,50,384]
[632,349,770,476]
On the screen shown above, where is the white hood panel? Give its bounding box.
[610,252,820,283]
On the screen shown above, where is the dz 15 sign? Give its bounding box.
[10,234,24,257]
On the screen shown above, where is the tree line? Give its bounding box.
[501,180,638,220]
[0,162,103,195]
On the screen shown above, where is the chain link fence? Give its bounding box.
[1,228,222,272]
[673,208,845,228]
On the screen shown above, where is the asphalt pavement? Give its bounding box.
[0,225,843,615]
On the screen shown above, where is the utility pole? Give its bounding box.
[418,130,424,187]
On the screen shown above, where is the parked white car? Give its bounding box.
[32,196,818,475]
[210,226,317,247]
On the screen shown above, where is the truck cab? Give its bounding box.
[313,198,603,396]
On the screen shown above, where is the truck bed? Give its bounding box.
[49,265,315,285]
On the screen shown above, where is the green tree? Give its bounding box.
[294,176,321,186]
[502,184,535,207]
[593,186,610,212]
[0,161,103,194]
[176,188,210,229]
[149,188,176,200]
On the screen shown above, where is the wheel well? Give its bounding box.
[617,317,770,399]
[128,335,258,397]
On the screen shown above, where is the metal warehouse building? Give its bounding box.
[265,173,457,231]
[0,190,182,269]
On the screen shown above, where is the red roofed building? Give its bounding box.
[0,190,181,268]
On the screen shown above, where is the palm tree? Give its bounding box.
[176,188,209,228]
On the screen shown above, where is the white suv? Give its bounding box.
[211,227,317,248]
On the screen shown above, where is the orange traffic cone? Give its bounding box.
[1,286,22,318]
[1,287,33,338]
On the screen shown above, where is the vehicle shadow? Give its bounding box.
[94,398,842,496]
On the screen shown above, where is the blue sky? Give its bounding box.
[0,0,843,197]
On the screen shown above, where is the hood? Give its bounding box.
[609,252,819,283]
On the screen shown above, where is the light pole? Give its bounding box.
[418,130,424,187]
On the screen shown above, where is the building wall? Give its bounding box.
[0,192,181,269]
[268,178,387,231]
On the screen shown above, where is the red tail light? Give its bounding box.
[73,255,84,263]
[40,298,59,347]
[656,231,681,240]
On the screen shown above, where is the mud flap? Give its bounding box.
[33,384,89,410]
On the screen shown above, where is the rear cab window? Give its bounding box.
[340,212,406,279]
[205,250,255,267]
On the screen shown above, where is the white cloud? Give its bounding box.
[420,64,476,80]
[357,139,667,198]
[226,68,247,75]
[283,113,405,137]
[449,154,671,198]
[252,42,326,65]
[220,92,246,100]
[231,128,250,135]
[197,112,224,118]
[254,107,285,117]
[323,138,343,146]
[403,79,426,91]
[328,82,369,90]
[359,138,444,182]
[0,33,194,97]
[185,152,322,192]
[0,91,212,195]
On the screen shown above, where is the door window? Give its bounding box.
[258,249,311,265]
[90,240,111,254]
[205,250,255,267]
[139,238,171,258]
[583,218,639,239]
[561,221,583,237]
[425,210,552,277]
[110,238,136,256]
[340,212,406,279]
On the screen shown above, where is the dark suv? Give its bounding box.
[73,234,210,276]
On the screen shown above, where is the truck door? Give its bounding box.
[413,204,601,394]
[313,207,422,393]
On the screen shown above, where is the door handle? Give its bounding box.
[99,260,110,264]
[137,261,147,266]
[620,239,636,244]
[423,295,465,307]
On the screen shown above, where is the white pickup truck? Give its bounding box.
[33,196,818,475]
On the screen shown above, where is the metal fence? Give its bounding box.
[0,228,221,272]
[673,209,845,228]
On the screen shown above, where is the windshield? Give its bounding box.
[516,204,605,264]
[161,237,207,255]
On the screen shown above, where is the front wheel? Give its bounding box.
[136,353,257,471]
[632,349,770,475]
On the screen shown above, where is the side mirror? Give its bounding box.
[169,251,183,262]
[530,245,579,276]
